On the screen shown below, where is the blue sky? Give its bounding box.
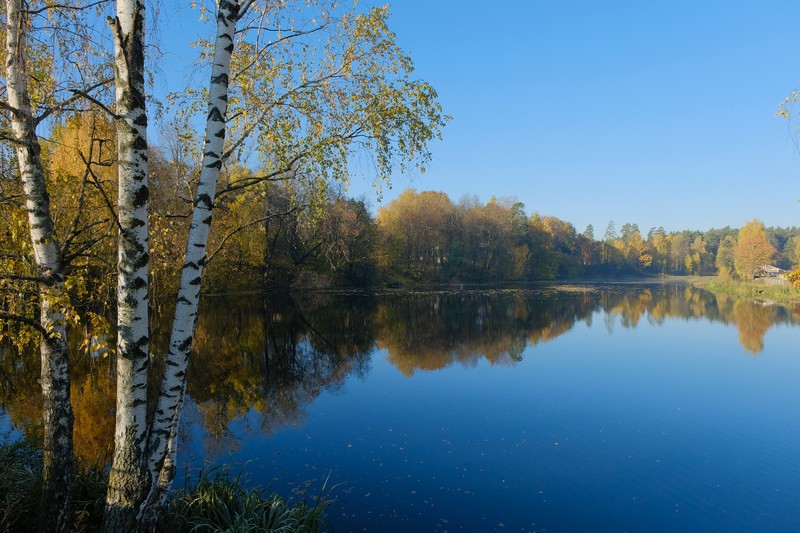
[158,0,800,234]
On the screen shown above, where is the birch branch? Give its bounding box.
[205,208,297,265]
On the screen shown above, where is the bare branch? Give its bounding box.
[22,0,110,15]
[0,312,50,337]
[215,154,303,199]
[0,100,23,117]
[205,208,297,265]
[68,87,119,121]
[62,143,94,262]
[35,78,114,125]
[79,151,122,230]
[63,229,112,266]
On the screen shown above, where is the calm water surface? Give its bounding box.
[2,284,799,531]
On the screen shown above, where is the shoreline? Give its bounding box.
[689,276,800,306]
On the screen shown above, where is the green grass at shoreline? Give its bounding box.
[0,438,329,532]
[690,276,800,305]
[163,469,329,532]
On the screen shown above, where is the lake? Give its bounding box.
[1,283,799,531]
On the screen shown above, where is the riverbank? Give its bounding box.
[689,276,800,306]
[268,274,691,296]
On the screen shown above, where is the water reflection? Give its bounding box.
[1,284,798,468]
[185,296,375,454]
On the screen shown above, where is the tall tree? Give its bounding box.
[668,233,690,273]
[103,0,150,528]
[139,0,241,520]
[602,220,616,264]
[688,235,712,275]
[734,219,776,280]
[2,0,114,526]
[3,1,74,527]
[377,189,457,279]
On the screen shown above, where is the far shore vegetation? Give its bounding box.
[149,181,800,295]
[690,276,800,305]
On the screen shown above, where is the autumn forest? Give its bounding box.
[3,112,800,306]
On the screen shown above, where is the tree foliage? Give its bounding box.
[734,219,777,280]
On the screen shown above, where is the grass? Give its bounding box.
[162,468,331,532]
[0,437,331,532]
[0,438,40,531]
[691,276,800,305]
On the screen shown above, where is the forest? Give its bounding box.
[200,185,800,289]
[3,111,800,308]
[6,114,800,301]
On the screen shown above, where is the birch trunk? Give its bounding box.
[103,0,150,529]
[4,0,74,530]
[142,0,240,517]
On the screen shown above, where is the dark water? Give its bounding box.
[2,284,800,531]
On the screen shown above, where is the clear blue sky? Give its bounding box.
[158,0,800,234]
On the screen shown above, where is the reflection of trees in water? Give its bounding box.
[598,285,795,356]
[71,370,116,466]
[184,295,376,455]
[1,285,798,467]
[731,299,780,354]
[0,339,41,435]
[528,290,596,346]
[170,285,798,457]
[377,293,533,375]
[376,290,606,376]
[0,336,116,467]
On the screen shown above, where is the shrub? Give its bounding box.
[161,468,331,532]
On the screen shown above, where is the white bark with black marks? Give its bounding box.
[103,0,150,529]
[144,1,241,510]
[4,0,74,530]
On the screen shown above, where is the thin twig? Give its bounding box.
[35,78,113,125]
[0,312,49,336]
[205,208,296,265]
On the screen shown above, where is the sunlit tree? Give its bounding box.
[734,219,776,280]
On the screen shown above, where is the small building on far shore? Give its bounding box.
[755,265,786,278]
[754,265,788,285]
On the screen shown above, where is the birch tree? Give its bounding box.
[3,2,73,528]
[140,0,242,520]
[2,0,112,529]
[102,0,150,528]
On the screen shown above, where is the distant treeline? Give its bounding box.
[193,187,800,290]
[4,114,795,295]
